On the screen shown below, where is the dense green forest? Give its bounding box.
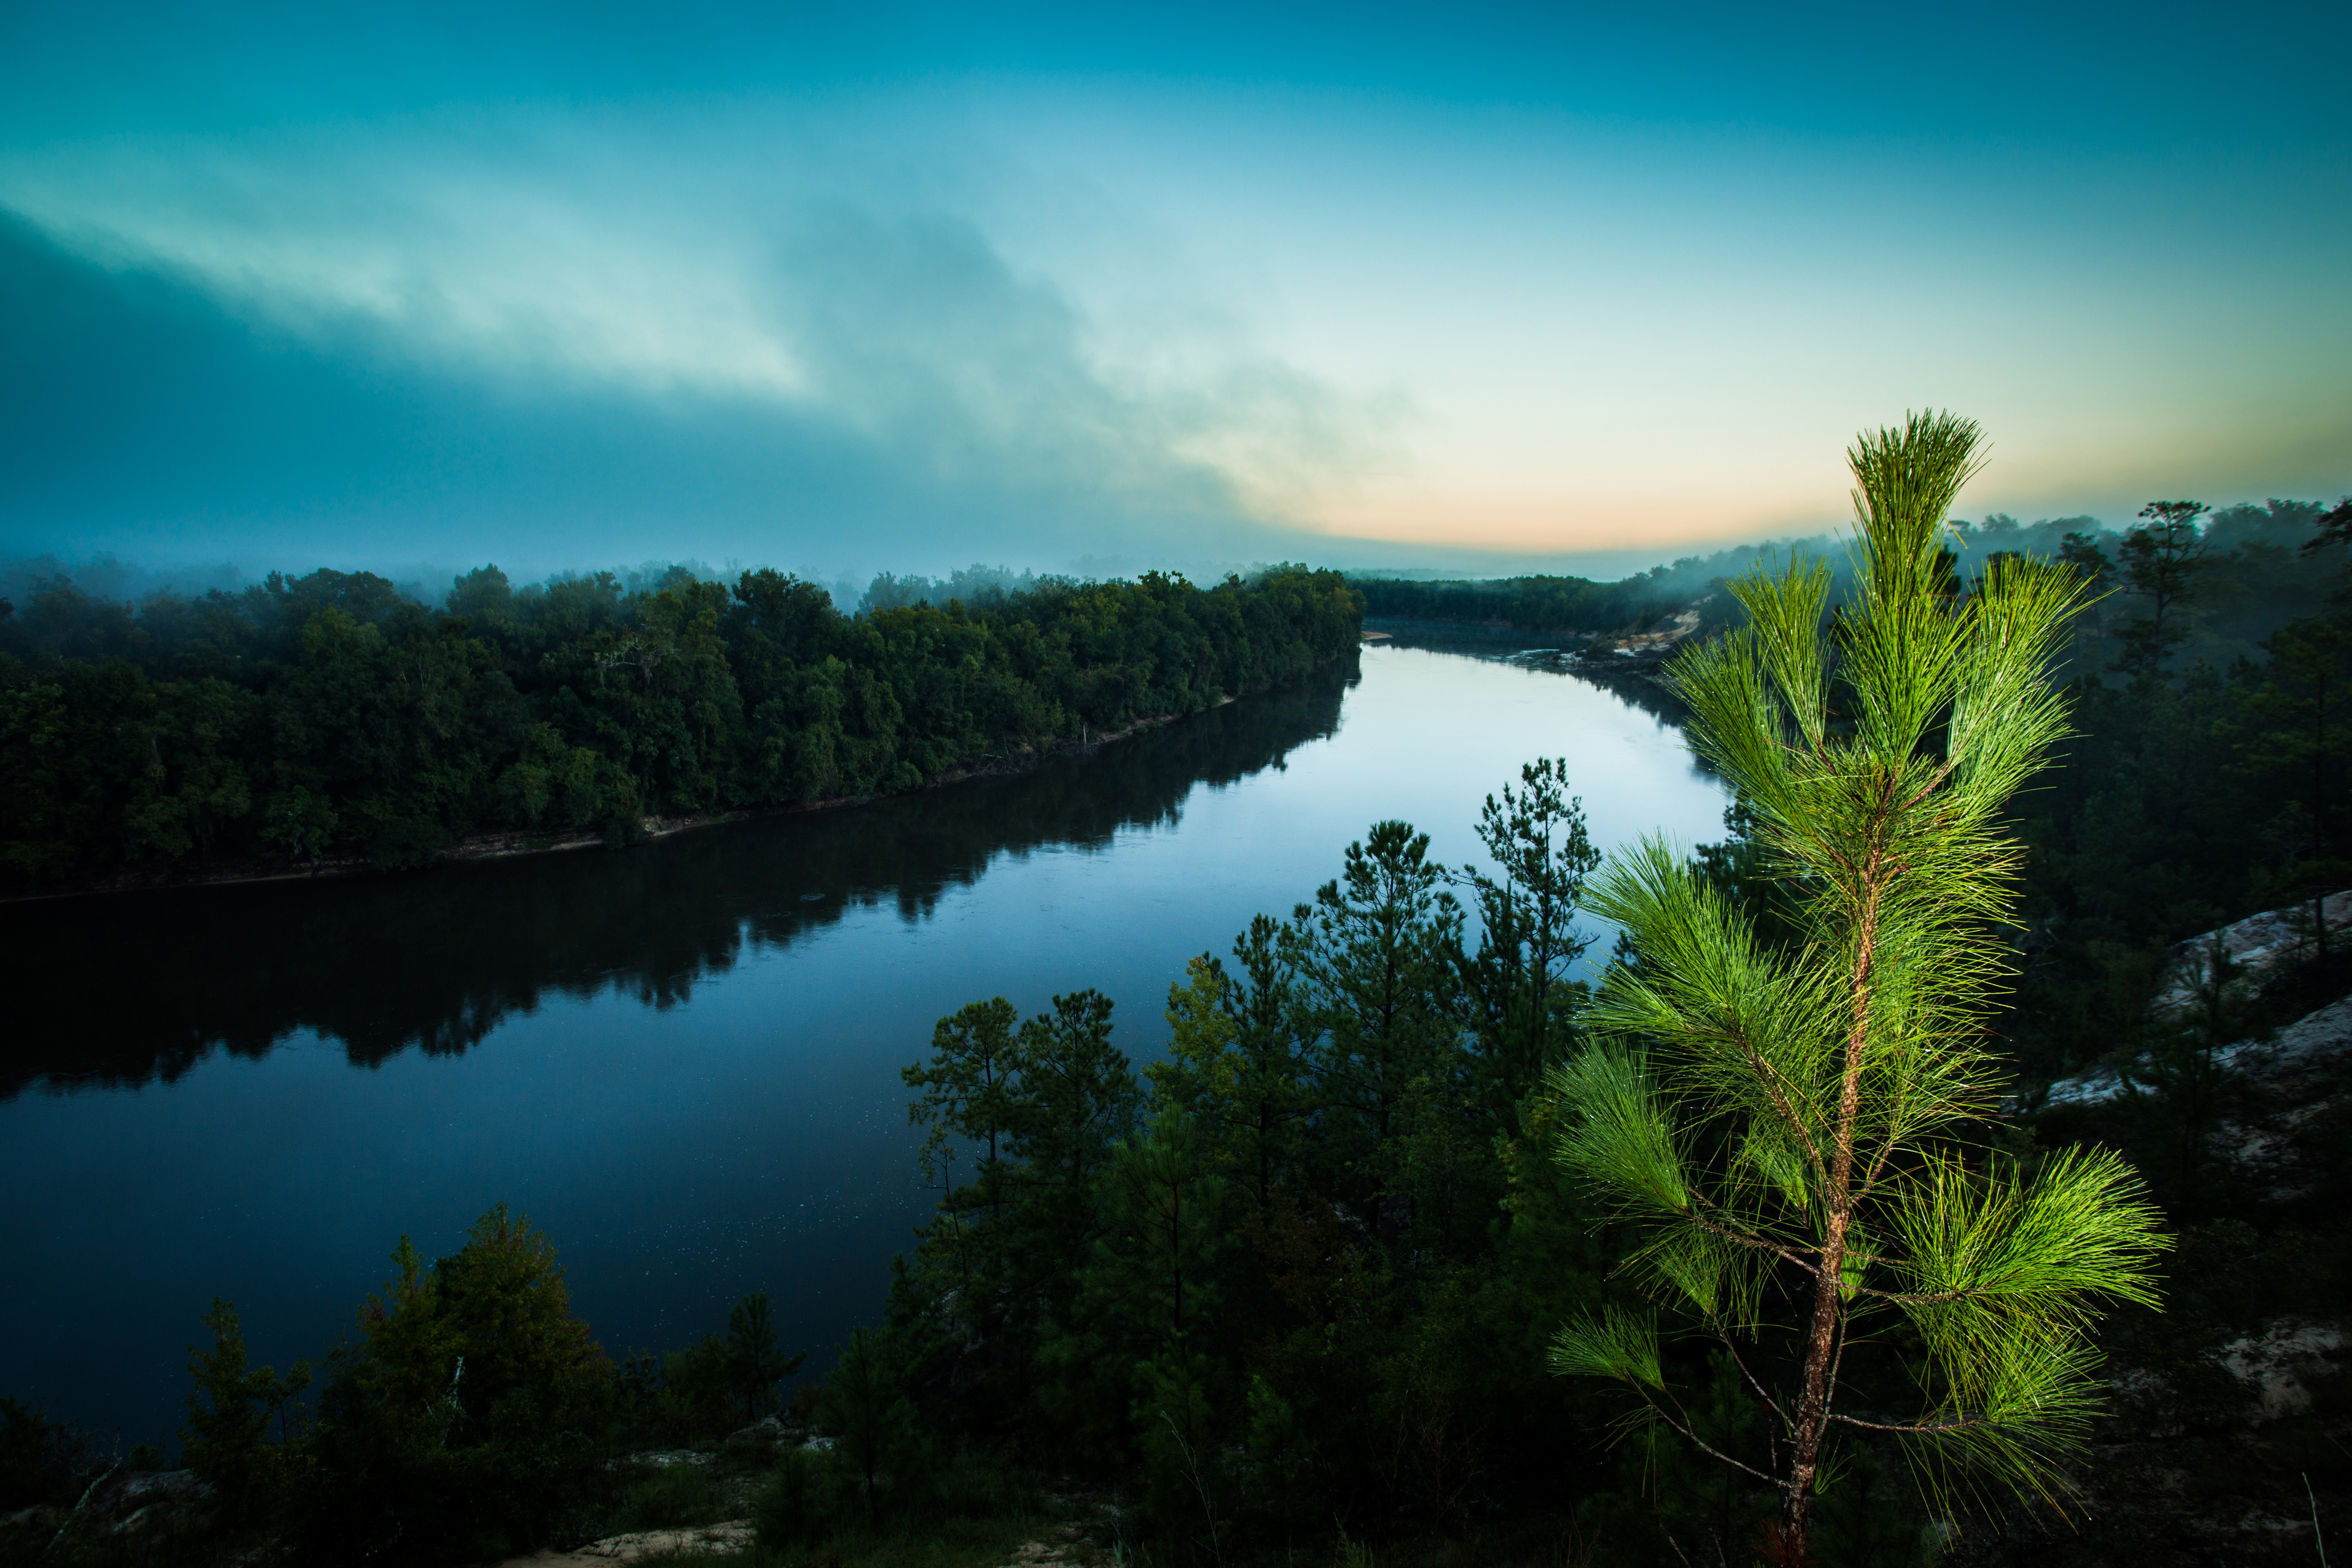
[7,490,2352,1568]
[0,564,1360,891]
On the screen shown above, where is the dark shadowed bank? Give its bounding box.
[0,564,1360,897]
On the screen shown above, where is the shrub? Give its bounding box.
[181,1297,310,1528]
[0,1396,88,1509]
[300,1205,611,1561]
[755,1444,845,1550]
[617,1461,713,1531]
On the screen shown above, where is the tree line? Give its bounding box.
[1349,498,2336,654]
[1349,571,1701,638]
[0,564,1360,890]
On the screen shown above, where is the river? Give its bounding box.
[0,638,1727,1445]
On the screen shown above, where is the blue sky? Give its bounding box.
[3,0,2346,583]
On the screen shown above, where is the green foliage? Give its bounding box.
[302,1204,611,1561]
[1455,758,1601,1132]
[360,1205,607,1441]
[1294,818,1465,1232]
[1349,572,1693,636]
[660,1333,746,1437]
[181,1298,310,1528]
[615,1461,715,1530]
[1150,919,1310,1208]
[904,997,1025,1215]
[0,1396,89,1509]
[1547,1307,1663,1390]
[2112,500,2212,681]
[860,767,1627,1557]
[729,1291,808,1420]
[0,563,1361,889]
[1011,990,1141,1203]
[756,1442,848,1549]
[824,1328,915,1525]
[1552,413,2171,1558]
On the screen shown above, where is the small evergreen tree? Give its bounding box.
[1548,412,2168,1560]
[1455,756,1601,1132]
[2112,499,2210,680]
[1295,819,1463,1234]
[1153,921,1313,1211]
[904,996,1026,1227]
[823,1327,911,1524]
[307,1206,610,1560]
[1011,989,1141,1217]
[726,1292,806,1420]
[183,1298,310,1528]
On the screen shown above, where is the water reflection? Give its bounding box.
[0,661,1354,1100]
[1369,624,1696,730]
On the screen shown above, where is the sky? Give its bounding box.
[2,0,2347,587]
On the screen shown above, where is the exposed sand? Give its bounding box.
[498,1519,752,1566]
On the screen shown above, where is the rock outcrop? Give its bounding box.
[2149,889,2352,1013]
[2042,891,2352,1112]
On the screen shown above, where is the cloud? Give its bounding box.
[7,72,2345,576]
[0,110,1396,575]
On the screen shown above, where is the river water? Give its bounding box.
[0,640,1727,1444]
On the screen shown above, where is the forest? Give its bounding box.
[7,472,2352,1568]
[0,564,1361,892]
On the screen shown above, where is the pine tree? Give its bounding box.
[823,1327,910,1525]
[1455,757,1601,1132]
[904,996,1026,1226]
[1295,819,1463,1234]
[1547,412,2168,1560]
[183,1298,310,1527]
[2112,499,2209,680]
[726,1292,806,1419]
[1155,929,1310,1211]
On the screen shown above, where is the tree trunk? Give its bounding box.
[1784,1204,1849,1559]
[1784,868,1881,1560]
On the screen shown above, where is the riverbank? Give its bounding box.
[0,699,1242,904]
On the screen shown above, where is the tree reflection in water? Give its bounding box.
[1,661,1356,1099]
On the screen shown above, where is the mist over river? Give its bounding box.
[0,639,1728,1444]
